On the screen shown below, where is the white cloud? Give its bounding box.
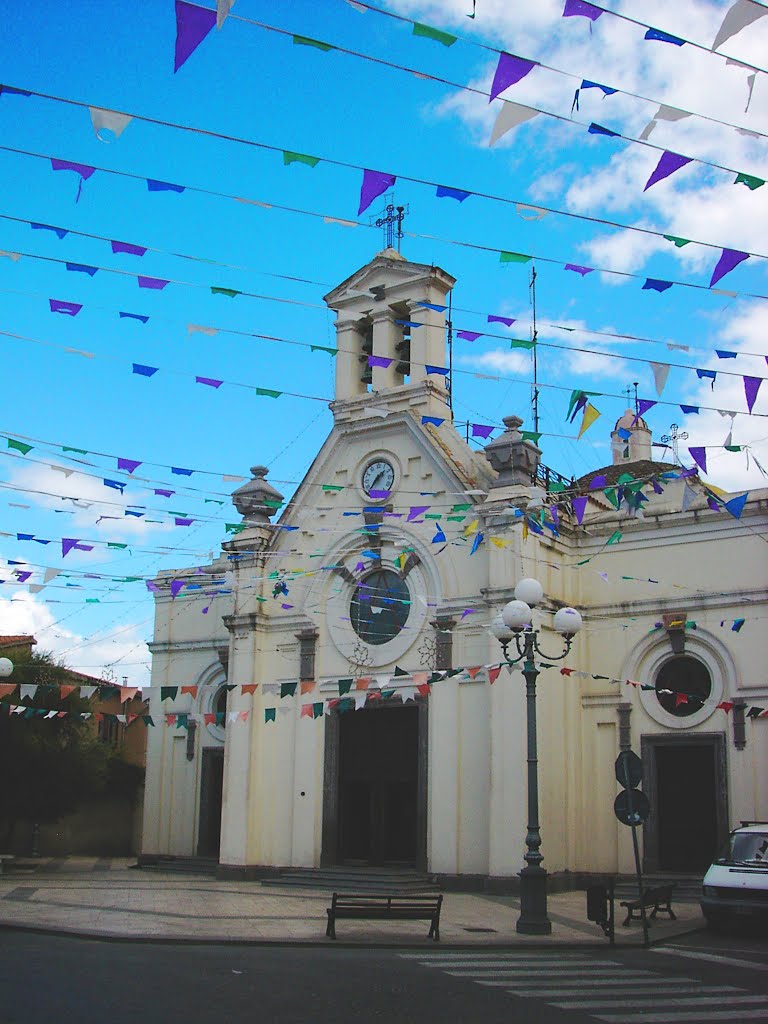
[0,592,150,689]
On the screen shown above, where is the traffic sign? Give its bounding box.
[615,750,642,789]
[614,789,650,826]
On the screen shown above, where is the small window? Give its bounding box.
[350,569,410,646]
[655,656,712,718]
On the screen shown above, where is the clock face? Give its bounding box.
[362,459,395,496]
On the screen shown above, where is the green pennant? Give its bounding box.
[215,712,225,725]
[338,678,353,695]
[412,22,457,46]
[142,715,155,727]
[603,487,620,509]
[205,499,225,505]
[283,150,320,168]
[322,484,344,492]
[7,438,33,454]
[447,515,466,522]
[86,598,100,604]
[265,708,276,723]
[211,287,241,298]
[510,338,535,349]
[311,345,337,355]
[499,251,532,264]
[520,430,542,443]
[312,702,324,719]
[725,444,742,452]
[394,666,409,677]
[115,576,141,582]
[108,542,128,550]
[380,689,396,699]
[292,34,334,51]
[663,234,692,247]
[176,713,190,729]
[548,480,566,493]
[337,698,354,714]
[62,445,89,454]
[225,523,245,534]
[256,388,282,398]
[424,513,442,520]
[223,684,236,692]
[606,530,622,545]
[160,686,178,701]
[451,503,471,512]
[265,498,283,508]
[735,171,765,191]
[280,682,297,698]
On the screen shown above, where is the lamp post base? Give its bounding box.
[516,866,552,935]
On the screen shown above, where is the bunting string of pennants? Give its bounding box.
[0,89,766,297]
[3,650,766,724]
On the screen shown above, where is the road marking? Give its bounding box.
[516,986,741,999]
[595,1011,768,1022]
[553,995,768,1012]
[472,974,653,986]
[653,947,768,972]
[398,952,590,960]
[416,959,614,968]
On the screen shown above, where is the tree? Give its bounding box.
[0,650,115,848]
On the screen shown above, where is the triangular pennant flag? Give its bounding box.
[713,0,767,50]
[358,169,395,215]
[217,0,235,29]
[487,665,502,685]
[744,375,762,412]
[489,101,539,145]
[650,362,671,396]
[489,52,538,102]
[681,482,698,512]
[174,0,216,71]
[578,402,601,438]
[723,492,748,518]
[688,447,707,474]
[644,152,692,191]
[710,249,749,288]
[412,22,457,46]
[89,106,132,141]
[161,686,179,701]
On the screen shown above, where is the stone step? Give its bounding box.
[262,867,440,893]
[137,856,219,875]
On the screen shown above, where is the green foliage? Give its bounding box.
[0,651,115,833]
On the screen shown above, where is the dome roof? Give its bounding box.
[613,408,649,432]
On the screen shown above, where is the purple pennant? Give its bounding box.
[111,240,147,256]
[471,423,494,439]
[489,52,538,102]
[589,474,607,489]
[170,579,186,598]
[642,279,673,293]
[146,180,185,193]
[572,495,588,524]
[154,489,174,497]
[744,375,763,412]
[61,538,80,558]
[138,276,169,290]
[562,0,603,19]
[132,363,158,376]
[457,330,482,341]
[66,263,98,276]
[368,490,390,500]
[644,151,692,191]
[709,248,749,288]
[358,169,396,215]
[15,571,32,583]
[488,315,516,326]
[436,185,470,202]
[51,158,95,180]
[117,458,142,473]
[174,0,216,72]
[564,263,594,276]
[368,355,393,368]
[636,399,656,418]
[174,518,194,527]
[195,376,223,388]
[689,447,707,473]
[49,299,82,316]
[407,505,430,521]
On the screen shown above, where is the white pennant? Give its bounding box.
[682,483,698,513]
[217,0,235,29]
[515,203,548,221]
[639,104,690,140]
[650,361,671,396]
[79,686,97,699]
[89,106,133,141]
[20,684,38,700]
[713,0,767,50]
[489,101,539,146]
[0,250,22,261]
[44,568,61,584]
[187,324,219,337]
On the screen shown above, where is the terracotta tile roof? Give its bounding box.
[0,635,37,648]
[575,460,677,490]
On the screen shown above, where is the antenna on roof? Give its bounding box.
[529,264,539,433]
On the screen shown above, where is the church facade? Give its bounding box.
[141,250,767,884]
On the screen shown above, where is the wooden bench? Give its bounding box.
[326,892,443,941]
[620,884,676,926]
[0,855,15,875]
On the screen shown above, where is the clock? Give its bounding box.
[362,459,395,496]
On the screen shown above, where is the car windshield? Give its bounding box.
[720,831,768,865]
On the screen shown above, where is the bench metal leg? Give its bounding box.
[326,911,336,939]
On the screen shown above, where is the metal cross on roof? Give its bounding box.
[374,193,408,253]
[660,423,688,462]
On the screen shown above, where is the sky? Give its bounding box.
[0,0,766,687]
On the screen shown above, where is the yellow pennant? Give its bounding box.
[578,402,601,438]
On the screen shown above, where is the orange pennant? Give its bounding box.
[301,680,317,694]
[300,703,314,718]
[237,710,249,721]
[0,683,16,698]
[487,665,502,685]
[241,683,259,695]
[355,677,371,690]
[180,685,198,698]
[417,683,430,698]
[120,685,139,702]
[411,671,429,687]
[465,666,482,679]
[59,684,77,699]
[204,712,216,724]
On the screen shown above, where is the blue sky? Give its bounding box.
[1,0,766,685]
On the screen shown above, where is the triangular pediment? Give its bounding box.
[324,251,455,312]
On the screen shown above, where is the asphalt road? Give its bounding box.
[0,928,766,1024]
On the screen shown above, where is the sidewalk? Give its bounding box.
[0,857,706,947]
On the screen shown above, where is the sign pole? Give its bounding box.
[623,759,650,948]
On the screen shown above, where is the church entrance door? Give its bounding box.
[329,703,423,866]
[197,747,224,858]
[642,734,728,874]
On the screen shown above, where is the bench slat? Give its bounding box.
[326,891,443,941]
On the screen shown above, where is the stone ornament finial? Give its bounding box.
[484,415,541,488]
[232,465,284,525]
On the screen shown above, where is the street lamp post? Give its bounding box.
[491,578,582,935]
[0,657,13,679]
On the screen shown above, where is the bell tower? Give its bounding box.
[324,249,456,405]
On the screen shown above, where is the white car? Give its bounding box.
[701,822,768,929]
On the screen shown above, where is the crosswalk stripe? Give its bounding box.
[398,953,592,961]
[552,996,768,1012]
[653,947,768,973]
[446,969,653,979]
[595,1011,768,1022]
[513,987,741,999]
[417,960,616,969]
